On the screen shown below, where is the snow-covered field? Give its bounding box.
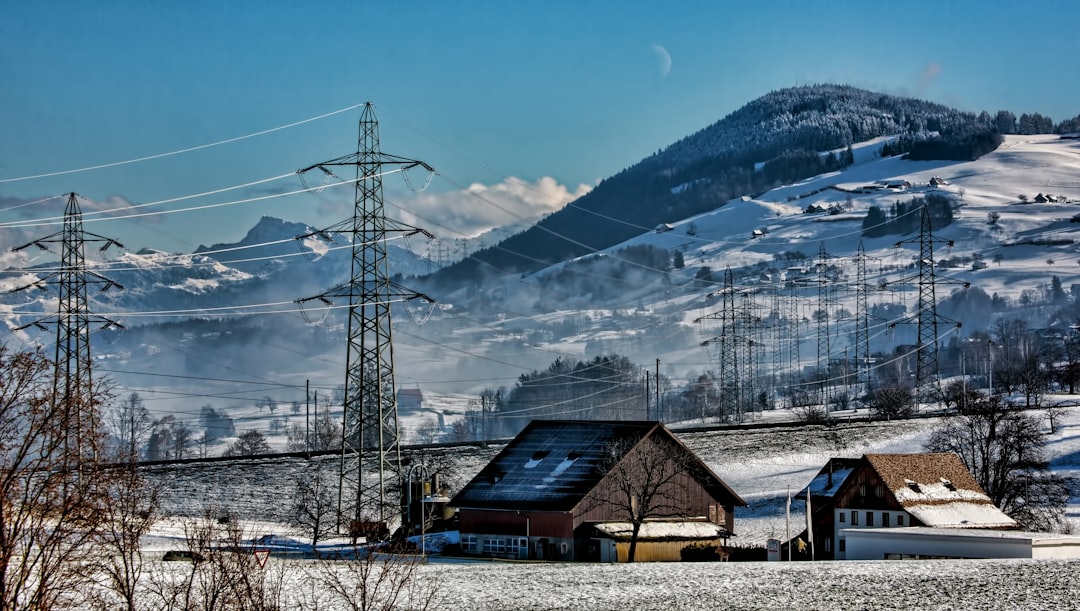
[133,551,1078,610]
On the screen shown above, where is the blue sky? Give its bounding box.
[2,0,1078,254]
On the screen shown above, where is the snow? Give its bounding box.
[904,502,1017,529]
[893,480,994,503]
[592,520,727,540]
[401,558,1078,610]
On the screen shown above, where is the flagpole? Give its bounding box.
[786,487,791,561]
[806,487,815,561]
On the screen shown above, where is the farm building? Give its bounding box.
[800,453,1016,560]
[450,420,745,562]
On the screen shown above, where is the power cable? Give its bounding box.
[0,101,368,183]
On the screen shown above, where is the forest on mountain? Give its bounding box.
[424,84,1021,290]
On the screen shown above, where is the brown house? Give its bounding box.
[800,453,1017,560]
[450,420,745,562]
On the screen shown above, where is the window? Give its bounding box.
[838,512,846,523]
[850,511,859,526]
[859,484,867,496]
[825,537,831,552]
[866,512,874,526]
[896,514,905,526]
[875,485,883,497]
[882,512,889,527]
[839,539,846,552]
[462,535,478,553]
[483,538,508,554]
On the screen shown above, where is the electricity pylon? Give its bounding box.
[853,242,872,388]
[11,192,124,459]
[888,205,966,403]
[815,243,833,406]
[295,103,434,532]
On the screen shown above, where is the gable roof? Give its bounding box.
[863,453,1016,529]
[803,457,862,499]
[450,420,744,512]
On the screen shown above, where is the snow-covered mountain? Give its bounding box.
[1,215,436,328]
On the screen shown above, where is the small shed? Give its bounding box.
[583,520,729,562]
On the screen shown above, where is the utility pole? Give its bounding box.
[11,193,124,461]
[294,103,435,533]
[655,358,660,422]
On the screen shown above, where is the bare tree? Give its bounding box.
[412,417,440,445]
[869,383,914,420]
[290,465,338,549]
[309,546,441,611]
[173,420,197,460]
[89,464,161,611]
[588,434,699,562]
[926,394,1069,531]
[143,512,287,610]
[0,346,109,609]
[105,391,153,460]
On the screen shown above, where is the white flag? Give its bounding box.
[806,488,814,560]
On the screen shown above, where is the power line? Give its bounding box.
[0,101,368,183]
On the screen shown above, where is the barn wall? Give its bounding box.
[573,436,732,532]
[613,538,724,563]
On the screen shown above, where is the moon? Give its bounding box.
[650,44,671,79]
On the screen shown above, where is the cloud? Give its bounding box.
[915,63,941,94]
[387,176,592,238]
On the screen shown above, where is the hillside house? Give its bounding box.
[450,420,745,562]
[397,388,424,412]
[800,453,1016,560]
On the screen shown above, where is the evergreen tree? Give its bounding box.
[994,110,1017,134]
[1050,275,1068,304]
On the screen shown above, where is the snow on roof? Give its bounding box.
[451,420,745,512]
[803,457,862,498]
[863,453,1016,529]
[805,466,855,497]
[864,453,987,501]
[904,501,1016,529]
[592,520,728,541]
[451,421,657,512]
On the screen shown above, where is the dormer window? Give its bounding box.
[524,450,550,469]
[940,477,956,491]
[904,478,921,493]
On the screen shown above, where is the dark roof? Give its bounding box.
[801,457,863,499]
[451,420,744,512]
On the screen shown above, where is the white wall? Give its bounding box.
[844,528,1033,560]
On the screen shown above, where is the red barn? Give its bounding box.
[450,420,745,562]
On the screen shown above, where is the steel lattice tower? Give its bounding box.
[914,207,941,392]
[888,205,965,403]
[854,242,871,388]
[295,103,434,531]
[697,268,740,421]
[815,243,832,405]
[11,193,124,458]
